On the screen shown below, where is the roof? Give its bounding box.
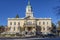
[8,17,51,20]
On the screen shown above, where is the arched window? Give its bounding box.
[18,22,20,25]
[43,27,45,30]
[47,22,48,25]
[14,27,15,31]
[43,22,45,25]
[9,27,11,30]
[39,22,41,25]
[18,26,20,30]
[14,22,16,25]
[10,22,12,25]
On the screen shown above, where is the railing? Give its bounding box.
[24,23,36,27]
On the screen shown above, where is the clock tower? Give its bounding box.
[26,0,33,17]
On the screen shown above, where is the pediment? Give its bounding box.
[24,16,34,19]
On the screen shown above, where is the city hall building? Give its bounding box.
[7,1,52,36]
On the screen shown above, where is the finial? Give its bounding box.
[28,0,30,5]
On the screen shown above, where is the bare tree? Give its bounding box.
[54,6,60,18]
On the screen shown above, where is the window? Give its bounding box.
[10,27,11,30]
[10,22,12,25]
[43,22,45,25]
[27,22,32,25]
[18,27,20,30]
[14,22,16,25]
[18,22,20,25]
[28,9,31,12]
[14,27,15,31]
[43,27,45,30]
[47,22,48,25]
[39,22,41,25]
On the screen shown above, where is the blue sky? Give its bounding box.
[0,0,60,26]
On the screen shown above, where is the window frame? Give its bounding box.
[10,22,12,25]
[18,22,20,25]
[39,22,41,25]
[43,22,45,25]
[14,22,16,25]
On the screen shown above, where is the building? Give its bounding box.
[7,0,52,36]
